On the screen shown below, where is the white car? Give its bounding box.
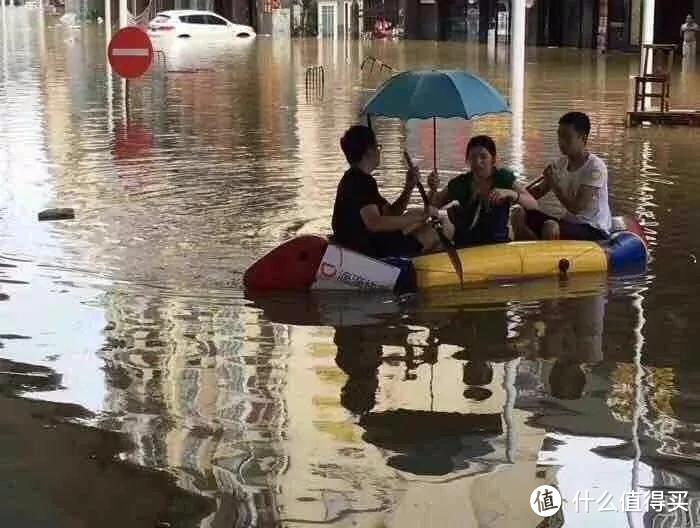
[147,10,256,40]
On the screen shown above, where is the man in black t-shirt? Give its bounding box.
[331,125,440,258]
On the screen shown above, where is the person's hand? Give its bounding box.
[427,170,440,192]
[405,208,425,220]
[489,188,516,205]
[405,206,439,222]
[405,166,420,191]
[425,205,440,219]
[543,163,558,189]
[403,206,437,235]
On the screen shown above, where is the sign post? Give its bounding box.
[119,0,128,30]
[107,26,153,122]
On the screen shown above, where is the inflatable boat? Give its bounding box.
[243,216,648,293]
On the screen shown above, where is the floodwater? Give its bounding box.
[2,6,700,527]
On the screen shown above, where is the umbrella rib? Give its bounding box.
[407,74,427,120]
[444,72,470,120]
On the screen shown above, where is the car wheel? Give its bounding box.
[178,34,191,38]
[236,32,251,38]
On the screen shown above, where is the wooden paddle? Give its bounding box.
[403,150,464,289]
[525,174,546,194]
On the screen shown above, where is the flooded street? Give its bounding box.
[3,6,700,527]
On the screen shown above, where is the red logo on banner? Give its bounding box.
[320,262,337,278]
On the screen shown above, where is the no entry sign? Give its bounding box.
[107,27,153,79]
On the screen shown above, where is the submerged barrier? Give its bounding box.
[305,65,325,100]
[153,50,168,69]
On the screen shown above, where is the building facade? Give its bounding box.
[527,0,700,51]
[404,0,508,41]
[99,0,699,45]
[313,0,700,51]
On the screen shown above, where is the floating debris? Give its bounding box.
[59,12,78,26]
[38,208,75,221]
[0,334,31,340]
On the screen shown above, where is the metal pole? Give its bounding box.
[38,0,46,60]
[105,0,112,41]
[105,0,114,143]
[120,77,127,124]
[119,0,127,28]
[510,0,525,176]
[125,79,130,122]
[2,1,7,97]
[641,0,654,74]
[510,0,525,74]
[432,116,437,171]
[118,0,127,125]
[107,62,114,138]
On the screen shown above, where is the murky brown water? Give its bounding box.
[2,6,700,527]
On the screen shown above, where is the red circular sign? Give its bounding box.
[108,27,153,79]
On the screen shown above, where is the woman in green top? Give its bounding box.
[427,135,538,247]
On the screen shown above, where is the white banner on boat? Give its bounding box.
[311,245,401,291]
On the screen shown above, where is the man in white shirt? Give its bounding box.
[681,14,698,60]
[512,112,612,241]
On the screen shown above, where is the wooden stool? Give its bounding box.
[634,44,676,112]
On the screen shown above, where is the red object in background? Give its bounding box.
[107,27,153,79]
[244,236,328,291]
[113,122,154,160]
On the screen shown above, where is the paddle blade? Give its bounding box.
[448,248,464,289]
[444,240,464,289]
[431,220,464,289]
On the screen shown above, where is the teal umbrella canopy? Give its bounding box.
[361,70,510,121]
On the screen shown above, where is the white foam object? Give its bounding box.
[59,12,77,25]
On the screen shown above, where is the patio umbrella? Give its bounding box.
[360,69,510,169]
[360,70,510,288]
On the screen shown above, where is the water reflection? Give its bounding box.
[247,277,678,525]
[93,275,670,526]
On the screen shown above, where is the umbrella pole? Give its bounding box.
[367,113,372,130]
[433,117,437,171]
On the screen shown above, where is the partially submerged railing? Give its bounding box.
[361,56,395,76]
[305,65,324,101]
